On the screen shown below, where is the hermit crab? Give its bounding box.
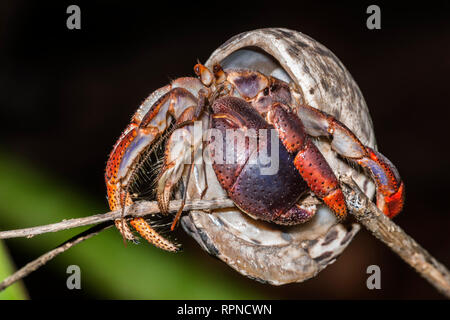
[105,28,404,284]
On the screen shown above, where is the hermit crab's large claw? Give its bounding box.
[219,67,404,219]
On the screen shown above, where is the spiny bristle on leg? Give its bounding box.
[117,123,183,251]
[130,217,181,252]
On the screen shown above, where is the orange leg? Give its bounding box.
[105,77,207,250]
[269,103,348,219]
[355,147,405,217]
[297,104,405,218]
[130,218,180,252]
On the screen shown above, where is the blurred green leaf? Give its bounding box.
[0,241,28,300]
[0,150,265,299]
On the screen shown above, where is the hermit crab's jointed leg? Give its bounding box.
[156,90,208,227]
[267,103,348,219]
[297,103,405,218]
[105,77,209,251]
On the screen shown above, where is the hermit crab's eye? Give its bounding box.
[194,64,201,76]
[263,87,270,96]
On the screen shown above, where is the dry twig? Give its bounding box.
[0,184,449,298]
[0,198,234,292]
[341,176,450,298]
[0,223,112,292]
[0,198,235,240]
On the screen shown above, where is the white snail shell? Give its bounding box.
[181,28,376,285]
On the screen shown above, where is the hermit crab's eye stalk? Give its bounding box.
[193,63,213,86]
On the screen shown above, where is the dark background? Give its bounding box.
[1,1,449,299]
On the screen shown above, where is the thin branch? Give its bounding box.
[340,176,450,298]
[0,199,235,292]
[0,222,112,292]
[0,198,235,240]
[1,184,449,298]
